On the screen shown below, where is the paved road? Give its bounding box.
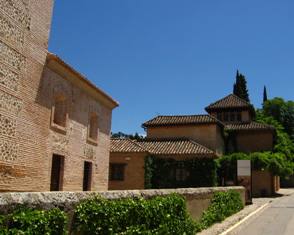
[231,192,294,235]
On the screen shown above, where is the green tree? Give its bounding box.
[233,70,250,102]
[262,98,294,139]
[111,131,145,140]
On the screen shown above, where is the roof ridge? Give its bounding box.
[206,93,251,110]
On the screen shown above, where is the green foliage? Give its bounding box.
[262,98,294,139]
[147,157,217,189]
[0,207,67,235]
[256,110,294,159]
[144,156,154,189]
[73,194,197,235]
[217,152,294,179]
[197,190,244,231]
[111,132,145,141]
[233,70,250,102]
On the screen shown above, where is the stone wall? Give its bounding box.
[0,187,245,221]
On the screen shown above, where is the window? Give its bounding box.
[175,168,189,182]
[50,154,64,191]
[217,112,222,121]
[52,96,67,128]
[223,112,229,122]
[83,161,92,191]
[230,112,236,122]
[88,113,98,142]
[237,112,242,122]
[110,163,126,181]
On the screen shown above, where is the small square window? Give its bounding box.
[110,164,126,181]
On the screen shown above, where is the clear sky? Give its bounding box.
[49,0,294,134]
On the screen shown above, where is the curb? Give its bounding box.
[219,202,270,235]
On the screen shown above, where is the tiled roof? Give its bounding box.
[111,138,216,157]
[142,115,221,128]
[205,94,251,111]
[225,122,275,131]
[138,139,215,157]
[110,138,146,153]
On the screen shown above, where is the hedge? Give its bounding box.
[0,207,67,235]
[195,190,244,232]
[0,191,244,234]
[73,194,197,235]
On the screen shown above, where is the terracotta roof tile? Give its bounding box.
[111,138,216,158]
[110,138,146,153]
[142,115,221,128]
[225,122,275,131]
[205,94,251,111]
[138,139,215,157]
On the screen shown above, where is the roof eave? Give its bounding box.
[46,53,119,109]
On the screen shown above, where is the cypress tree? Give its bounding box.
[263,86,268,103]
[233,70,250,103]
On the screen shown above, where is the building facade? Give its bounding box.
[109,94,276,195]
[0,0,118,192]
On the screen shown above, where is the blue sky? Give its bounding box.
[49,1,294,134]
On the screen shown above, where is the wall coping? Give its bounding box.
[0,187,244,213]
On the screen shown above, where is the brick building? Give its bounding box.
[109,94,276,195]
[0,0,118,192]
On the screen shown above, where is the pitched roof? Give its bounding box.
[138,139,215,157]
[205,94,251,111]
[111,138,215,157]
[225,122,275,131]
[110,138,146,153]
[142,114,222,128]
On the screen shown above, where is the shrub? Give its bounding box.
[73,193,197,235]
[0,207,67,235]
[196,190,244,231]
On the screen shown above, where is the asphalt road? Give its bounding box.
[231,192,294,235]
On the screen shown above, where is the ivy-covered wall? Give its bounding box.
[145,156,217,189]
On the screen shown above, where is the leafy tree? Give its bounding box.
[262,98,294,139]
[255,110,294,160]
[233,70,250,102]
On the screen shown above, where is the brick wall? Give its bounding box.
[109,152,146,190]
[0,0,115,192]
[236,131,274,153]
[0,0,54,191]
